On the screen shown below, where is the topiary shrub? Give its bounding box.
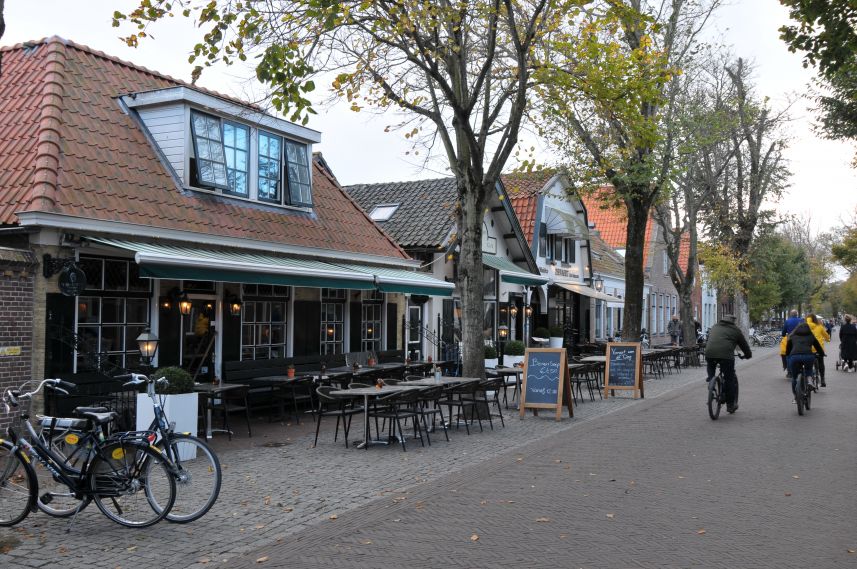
[152,366,195,394]
[549,325,564,337]
[533,327,550,339]
[504,340,526,355]
[484,344,498,359]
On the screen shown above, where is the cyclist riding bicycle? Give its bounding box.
[806,313,830,387]
[781,309,803,377]
[705,314,752,413]
[785,322,825,398]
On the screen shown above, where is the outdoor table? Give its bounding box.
[330,385,421,449]
[404,376,481,386]
[193,382,248,439]
[331,384,422,448]
[493,366,524,408]
[580,355,607,363]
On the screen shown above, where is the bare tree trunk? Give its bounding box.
[458,181,488,380]
[734,291,750,336]
[621,197,649,342]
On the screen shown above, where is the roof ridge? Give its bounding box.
[345,176,457,190]
[1,36,259,111]
[27,38,68,212]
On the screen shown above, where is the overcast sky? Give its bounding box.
[4,0,854,233]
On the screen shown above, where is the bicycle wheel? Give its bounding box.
[0,440,36,526]
[805,377,812,410]
[88,441,176,528]
[708,376,722,420]
[158,433,222,523]
[796,374,805,416]
[34,434,92,517]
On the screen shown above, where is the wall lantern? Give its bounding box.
[136,327,159,367]
[227,294,242,316]
[510,306,518,318]
[179,292,192,316]
[593,275,604,292]
[525,306,533,318]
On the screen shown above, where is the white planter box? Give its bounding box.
[136,392,199,459]
[484,358,498,369]
[503,355,524,367]
[549,337,564,348]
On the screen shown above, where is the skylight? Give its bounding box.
[369,204,400,221]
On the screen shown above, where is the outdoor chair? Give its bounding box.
[436,381,483,435]
[478,376,506,429]
[203,385,252,440]
[312,386,364,448]
[414,385,449,445]
[368,389,424,452]
[274,376,315,424]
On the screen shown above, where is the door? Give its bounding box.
[182,297,216,379]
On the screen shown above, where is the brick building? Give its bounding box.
[0,247,37,428]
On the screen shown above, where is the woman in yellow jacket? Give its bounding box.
[807,313,830,386]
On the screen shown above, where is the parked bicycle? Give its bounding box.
[707,354,745,420]
[116,372,222,523]
[0,379,176,528]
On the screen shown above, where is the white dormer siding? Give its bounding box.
[137,103,187,181]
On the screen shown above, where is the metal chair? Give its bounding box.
[312,386,363,448]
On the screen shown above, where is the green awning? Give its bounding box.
[87,238,375,290]
[85,237,453,294]
[482,254,548,286]
[334,263,455,297]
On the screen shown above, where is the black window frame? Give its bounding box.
[284,139,313,207]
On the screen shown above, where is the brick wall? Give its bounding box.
[0,248,37,430]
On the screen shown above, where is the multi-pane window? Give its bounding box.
[553,236,563,262]
[241,284,289,360]
[190,111,229,189]
[595,299,603,339]
[75,256,151,373]
[285,140,312,206]
[538,223,548,258]
[565,239,576,263]
[321,289,345,354]
[483,301,496,344]
[189,111,311,207]
[258,131,282,203]
[361,302,382,353]
[223,121,249,196]
[483,268,497,298]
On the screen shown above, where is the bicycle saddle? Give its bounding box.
[73,406,109,414]
[76,410,118,425]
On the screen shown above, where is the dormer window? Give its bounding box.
[189,110,313,207]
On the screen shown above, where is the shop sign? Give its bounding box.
[0,346,22,356]
[59,265,87,297]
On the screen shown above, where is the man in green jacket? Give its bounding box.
[705,315,753,413]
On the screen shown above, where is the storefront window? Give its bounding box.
[76,296,149,371]
[241,284,289,360]
[321,289,345,354]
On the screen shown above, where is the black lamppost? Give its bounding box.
[136,328,159,373]
[498,325,509,366]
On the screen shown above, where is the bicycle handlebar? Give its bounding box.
[3,379,77,413]
[116,372,169,389]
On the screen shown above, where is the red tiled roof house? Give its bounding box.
[0,37,452,406]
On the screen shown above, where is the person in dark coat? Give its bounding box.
[705,315,752,413]
[839,315,857,371]
[786,322,825,395]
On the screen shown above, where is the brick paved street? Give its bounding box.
[2,349,855,568]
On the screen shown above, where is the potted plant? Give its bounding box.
[503,340,526,367]
[287,364,296,378]
[484,344,498,369]
[135,366,199,438]
[548,325,564,348]
[367,353,376,367]
[532,327,550,345]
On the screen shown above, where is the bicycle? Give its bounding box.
[0,379,176,528]
[116,373,222,523]
[792,359,814,416]
[707,354,745,420]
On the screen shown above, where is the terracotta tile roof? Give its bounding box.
[501,171,555,246]
[0,37,408,260]
[581,186,655,265]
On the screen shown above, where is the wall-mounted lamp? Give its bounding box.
[593,275,604,292]
[525,306,533,318]
[510,306,518,318]
[227,294,242,316]
[179,292,192,316]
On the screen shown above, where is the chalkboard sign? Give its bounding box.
[519,348,573,420]
[604,342,643,398]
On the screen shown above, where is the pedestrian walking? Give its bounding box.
[668,314,682,346]
[839,315,857,372]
